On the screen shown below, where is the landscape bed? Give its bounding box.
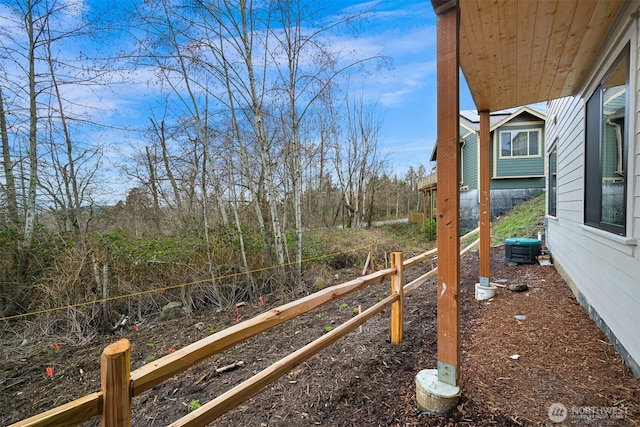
[1,246,638,426]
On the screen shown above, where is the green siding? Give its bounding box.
[497,156,544,176]
[494,123,545,178]
[490,177,545,190]
[457,115,546,194]
[462,132,478,189]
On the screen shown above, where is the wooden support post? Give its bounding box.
[390,252,404,344]
[101,339,131,427]
[422,189,428,221]
[479,110,491,286]
[434,0,460,387]
[362,251,371,276]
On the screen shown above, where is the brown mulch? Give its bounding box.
[1,245,638,426]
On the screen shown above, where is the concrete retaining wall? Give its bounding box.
[459,188,544,233]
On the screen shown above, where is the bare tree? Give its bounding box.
[0,88,19,230]
[133,0,230,224]
[190,0,286,266]
[151,115,183,212]
[21,0,41,273]
[0,0,68,314]
[41,37,102,244]
[334,95,385,228]
[268,0,384,273]
[0,0,109,315]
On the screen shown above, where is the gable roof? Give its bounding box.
[430,105,546,161]
[460,104,546,132]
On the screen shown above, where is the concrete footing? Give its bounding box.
[474,283,497,301]
[415,369,460,414]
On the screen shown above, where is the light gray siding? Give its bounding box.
[545,3,640,376]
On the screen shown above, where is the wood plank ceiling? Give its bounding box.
[459,0,626,112]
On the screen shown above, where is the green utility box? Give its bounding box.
[505,238,541,264]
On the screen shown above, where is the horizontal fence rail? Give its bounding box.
[170,293,399,427]
[10,229,479,427]
[130,268,394,395]
[11,392,103,427]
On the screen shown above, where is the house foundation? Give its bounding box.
[460,188,544,232]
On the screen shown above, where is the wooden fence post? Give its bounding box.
[101,339,131,427]
[390,252,404,344]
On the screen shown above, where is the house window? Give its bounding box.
[548,145,557,217]
[585,45,628,235]
[500,130,540,157]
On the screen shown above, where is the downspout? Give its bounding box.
[605,119,624,176]
[460,139,466,186]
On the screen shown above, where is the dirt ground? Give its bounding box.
[1,245,638,426]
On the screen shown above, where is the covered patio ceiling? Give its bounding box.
[459,0,626,112]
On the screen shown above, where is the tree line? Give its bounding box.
[0,0,429,321]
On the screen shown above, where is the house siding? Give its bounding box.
[455,110,546,231]
[489,177,545,190]
[494,123,545,178]
[462,131,478,189]
[545,2,640,376]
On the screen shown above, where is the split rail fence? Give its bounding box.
[11,228,479,427]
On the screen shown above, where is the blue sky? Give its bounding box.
[94,0,478,180]
[1,0,478,202]
[334,1,476,173]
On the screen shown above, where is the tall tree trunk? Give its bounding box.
[158,0,229,231]
[215,30,268,244]
[228,163,255,299]
[101,247,110,332]
[291,124,302,276]
[201,141,222,310]
[10,0,41,316]
[237,0,285,266]
[153,118,183,212]
[48,47,84,244]
[145,145,160,213]
[0,89,19,229]
[23,0,38,254]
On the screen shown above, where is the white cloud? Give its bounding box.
[315,2,437,109]
[60,0,86,18]
[3,0,441,200]
[377,59,437,107]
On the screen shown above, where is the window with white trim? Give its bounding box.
[500,130,540,158]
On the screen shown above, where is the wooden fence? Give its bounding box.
[408,210,426,226]
[11,229,479,427]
